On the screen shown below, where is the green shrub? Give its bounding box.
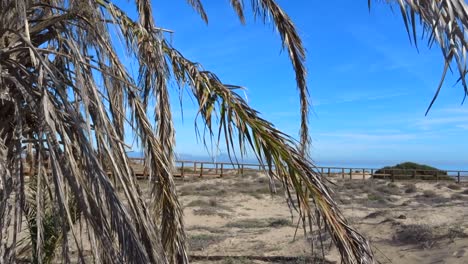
[375,162,448,180]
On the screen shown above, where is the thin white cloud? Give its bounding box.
[410,105,468,130]
[314,91,408,106]
[438,106,468,114]
[456,124,468,130]
[415,116,468,130]
[316,132,417,141]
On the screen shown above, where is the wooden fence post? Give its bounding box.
[412,170,416,180]
[327,168,331,177]
[341,168,345,179]
[349,169,352,180]
[215,163,218,174]
[458,171,461,184]
[199,163,203,177]
[370,169,374,179]
[321,167,324,175]
[220,164,224,177]
[391,170,395,182]
[362,169,365,180]
[241,165,244,175]
[194,162,197,173]
[181,162,185,178]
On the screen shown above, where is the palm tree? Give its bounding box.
[0,0,467,263]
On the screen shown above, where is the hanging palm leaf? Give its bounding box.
[1,1,468,264]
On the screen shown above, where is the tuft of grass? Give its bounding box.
[193,208,220,216]
[341,180,368,190]
[417,190,449,204]
[393,224,436,248]
[451,193,464,200]
[225,218,291,229]
[186,199,211,207]
[239,186,282,198]
[448,226,467,242]
[364,210,388,219]
[422,190,437,198]
[401,201,411,206]
[189,234,225,251]
[375,184,400,195]
[188,198,232,217]
[404,184,417,194]
[447,184,462,190]
[186,225,225,234]
[339,198,353,205]
[179,184,229,197]
[367,193,385,202]
[225,219,266,229]
[268,218,291,227]
[256,177,269,184]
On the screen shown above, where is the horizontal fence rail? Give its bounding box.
[315,167,468,183]
[129,158,468,183]
[23,157,468,183]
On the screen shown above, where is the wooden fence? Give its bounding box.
[314,166,468,183]
[129,158,468,183]
[130,158,262,178]
[22,157,468,183]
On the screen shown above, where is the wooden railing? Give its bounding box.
[129,158,468,183]
[314,167,468,183]
[22,157,468,183]
[130,158,263,178]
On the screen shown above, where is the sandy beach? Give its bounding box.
[177,171,468,263]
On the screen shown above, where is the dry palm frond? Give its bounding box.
[7,0,467,264]
[230,0,246,24]
[1,1,167,263]
[163,41,374,263]
[373,0,468,114]
[249,0,310,155]
[0,0,370,261]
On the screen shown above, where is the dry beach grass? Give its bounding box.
[175,172,468,264]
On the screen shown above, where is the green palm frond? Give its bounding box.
[20,165,80,264]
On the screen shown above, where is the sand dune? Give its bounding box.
[178,173,468,263]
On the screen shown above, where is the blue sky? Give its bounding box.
[120,1,468,169]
